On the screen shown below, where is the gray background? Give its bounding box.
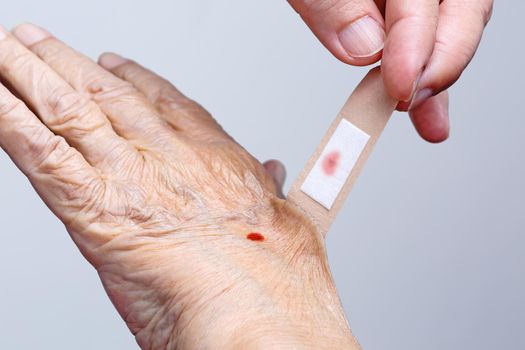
[0,1,523,349]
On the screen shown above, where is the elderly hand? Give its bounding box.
[0,23,355,350]
[288,0,493,142]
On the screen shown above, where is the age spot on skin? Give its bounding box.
[246,232,265,242]
[322,150,341,176]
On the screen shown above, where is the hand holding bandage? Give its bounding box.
[288,0,493,142]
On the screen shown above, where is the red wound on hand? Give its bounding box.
[246,232,265,242]
[322,150,340,176]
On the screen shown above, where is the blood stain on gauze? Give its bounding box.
[301,119,370,210]
[321,150,341,176]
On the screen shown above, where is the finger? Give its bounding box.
[288,0,386,65]
[382,0,439,102]
[374,0,386,15]
[0,26,136,170]
[263,160,287,199]
[409,90,449,143]
[409,0,493,109]
[12,23,174,146]
[0,82,101,221]
[98,53,225,140]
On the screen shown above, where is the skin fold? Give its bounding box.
[0,24,359,350]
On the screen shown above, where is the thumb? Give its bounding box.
[289,0,385,65]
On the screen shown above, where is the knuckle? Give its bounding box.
[29,135,100,211]
[0,98,26,121]
[2,50,35,75]
[157,88,210,121]
[154,84,183,107]
[49,89,89,117]
[32,135,75,171]
[86,78,138,102]
[48,89,102,129]
[153,83,202,115]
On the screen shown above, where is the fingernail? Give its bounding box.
[338,16,385,58]
[0,26,7,40]
[273,165,286,186]
[12,23,51,46]
[409,88,433,111]
[264,160,286,185]
[264,161,276,172]
[408,71,423,102]
[99,52,128,70]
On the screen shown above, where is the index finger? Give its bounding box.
[0,81,101,223]
[382,0,439,102]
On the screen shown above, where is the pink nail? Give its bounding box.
[0,26,7,40]
[338,16,385,58]
[99,53,128,70]
[12,23,51,46]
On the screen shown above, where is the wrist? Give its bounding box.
[143,282,359,350]
[132,200,359,349]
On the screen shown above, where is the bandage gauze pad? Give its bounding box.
[287,67,397,236]
[300,119,370,209]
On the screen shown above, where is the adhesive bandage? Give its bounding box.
[300,119,370,210]
[287,67,397,237]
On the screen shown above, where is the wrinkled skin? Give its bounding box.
[0,24,357,349]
